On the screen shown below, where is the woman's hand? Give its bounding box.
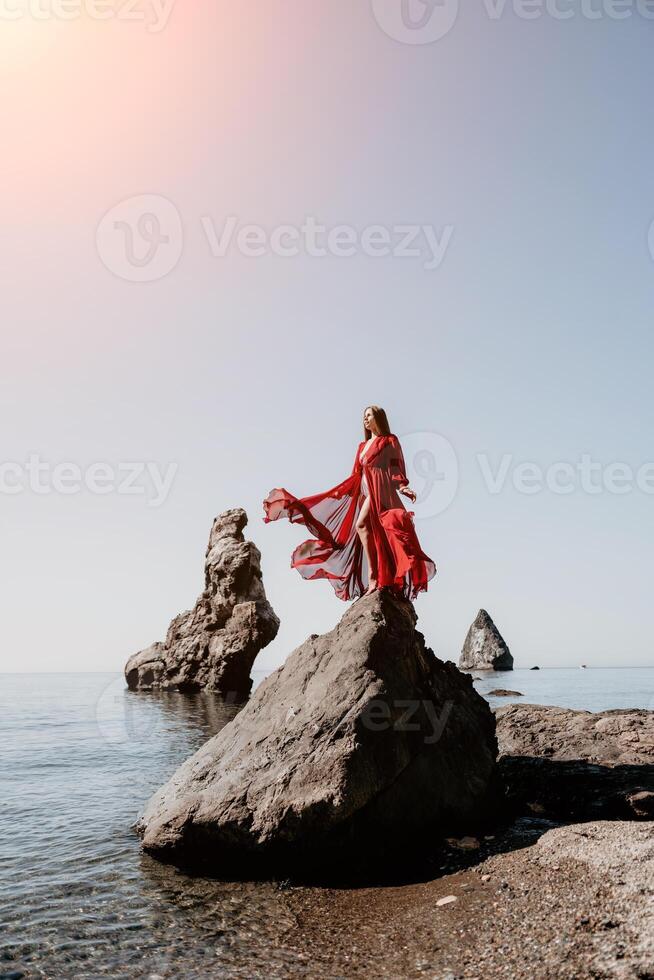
[399,485,417,503]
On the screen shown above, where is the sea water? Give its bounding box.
[1,668,652,978]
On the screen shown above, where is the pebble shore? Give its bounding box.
[281,820,653,979]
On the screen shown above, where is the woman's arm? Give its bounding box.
[389,435,417,503]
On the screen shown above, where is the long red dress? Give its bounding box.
[262,434,437,602]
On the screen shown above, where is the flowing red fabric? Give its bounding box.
[262,434,436,601]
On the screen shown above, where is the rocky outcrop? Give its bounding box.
[496,703,654,820]
[125,509,279,698]
[459,609,513,671]
[496,703,654,764]
[489,689,523,697]
[136,589,500,879]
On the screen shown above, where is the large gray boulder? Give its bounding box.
[496,703,654,820]
[125,509,279,698]
[459,609,513,671]
[136,589,499,878]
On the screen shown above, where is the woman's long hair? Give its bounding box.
[363,405,391,440]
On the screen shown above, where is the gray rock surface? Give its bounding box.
[496,703,654,820]
[496,703,654,764]
[534,821,654,978]
[125,509,279,698]
[459,609,513,671]
[137,589,499,877]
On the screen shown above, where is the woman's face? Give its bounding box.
[363,408,378,435]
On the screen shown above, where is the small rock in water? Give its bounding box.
[436,895,458,907]
[445,836,480,850]
[488,689,523,697]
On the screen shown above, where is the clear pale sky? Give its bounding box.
[1,2,653,674]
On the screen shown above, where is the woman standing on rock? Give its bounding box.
[263,406,436,602]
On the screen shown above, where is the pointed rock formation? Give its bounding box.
[459,609,513,672]
[125,508,279,698]
[136,590,499,879]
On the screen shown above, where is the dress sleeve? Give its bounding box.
[388,435,409,487]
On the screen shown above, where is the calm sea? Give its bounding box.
[1,668,652,979]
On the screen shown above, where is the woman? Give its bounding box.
[262,406,436,602]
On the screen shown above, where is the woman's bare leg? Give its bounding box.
[356,496,378,595]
